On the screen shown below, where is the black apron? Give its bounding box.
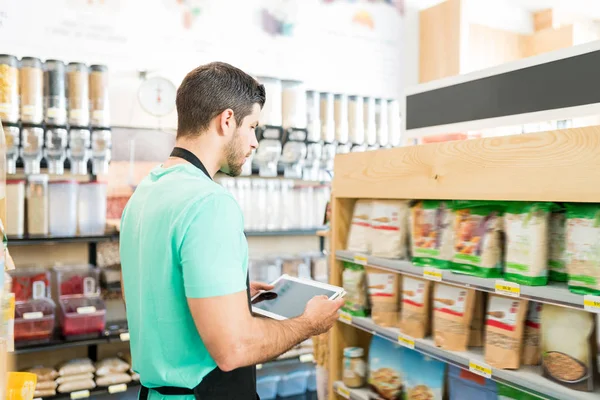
[139,147,258,400]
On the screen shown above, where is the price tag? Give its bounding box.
[76,306,97,314]
[33,398,42,400]
[583,295,600,312]
[256,364,263,370]
[469,360,492,379]
[339,312,352,324]
[336,385,350,399]
[70,390,90,399]
[108,384,128,394]
[120,332,130,342]
[299,353,314,363]
[353,254,368,266]
[397,333,415,349]
[23,311,43,320]
[494,280,520,298]
[423,267,443,282]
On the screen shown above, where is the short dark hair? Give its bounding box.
[176,62,266,138]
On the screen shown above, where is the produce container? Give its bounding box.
[10,266,51,301]
[26,174,49,235]
[69,127,91,175]
[44,126,68,175]
[14,298,56,342]
[89,64,110,127]
[48,180,77,236]
[59,296,106,337]
[91,128,112,175]
[277,370,311,397]
[21,125,44,175]
[20,57,44,124]
[54,264,100,297]
[77,181,107,235]
[67,62,90,127]
[257,375,281,400]
[0,54,19,123]
[6,179,25,237]
[44,59,67,125]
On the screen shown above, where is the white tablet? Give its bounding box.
[251,275,345,320]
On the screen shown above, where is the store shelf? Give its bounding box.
[336,250,587,310]
[245,229,322,237]
[40,381,140,400]
[337,314,599,400]
[15,328,130,355]
[7,233,119,246]
[332,381,374,400]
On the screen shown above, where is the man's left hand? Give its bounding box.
[250,281,275,297]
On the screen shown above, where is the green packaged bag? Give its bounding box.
[410,200,453,269]
[497,383,543,400]
[548,205,568,282]
[450,201,506,278]
[565,203,600,295]
[341,262,369,317]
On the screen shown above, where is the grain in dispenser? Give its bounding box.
[44,60,67,126]
[258,77,282,127]
[67,62,90,127]
[348,96,365,152]
[44,126,68,175]
[304,91,322,181]
[282,80,307,130]
[20,57,44,124]
[364,97,378,150]
[376,99,389,147]
[320,93,335,144]
[20,125,44,175]
[68,127,91,175]
[89,64,110,127]
[388,99,401,147]
[0,54,19,124]
[4,123,20,175]
[91,128,112,175]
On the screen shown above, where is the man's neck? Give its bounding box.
[167,137,221,178]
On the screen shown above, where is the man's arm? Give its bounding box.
[188,291,342,372]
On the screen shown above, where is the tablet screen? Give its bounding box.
[251,277,338,319]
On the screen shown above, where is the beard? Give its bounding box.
[223,129,249,177]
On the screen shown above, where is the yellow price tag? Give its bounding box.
[71,390,91,399]
[353,254,368,266]
[584,295,600,313]
[397,333,415,349]
[339,312,353,324]
[337,386,350,399]
[494,280,520,297]
[108,384,128,394]
[423,267,442,282]
[469,360,492,378]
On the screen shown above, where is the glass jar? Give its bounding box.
[67,62,90,126]
[4,124,20,175]
[20,125,44,175]
[334,94,349,144]
[343,347,366,388]
[44,60,67,126]
[44,126,68,175]
[91,128,112,175]
[89,64,109,127]
[376,99,389,147]
[364,97,377,146]
[348,96,364,145]
[26,174,49,236]
[68,127,91,175]
[0,54,19,124]
[20,57,44,124]
[320,93,335,143]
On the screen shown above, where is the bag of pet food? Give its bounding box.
[411,200,454,269]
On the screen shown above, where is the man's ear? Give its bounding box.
[218,108,235,137]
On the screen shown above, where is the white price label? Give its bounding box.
[494,280,520,297]
[423,267,442,282]
[397,333,415,349]
[583,295,600,312]
[70,390,90,399]
[353,254,368,265]
[336,385,350,399]
[23,311,43,320]
[299,353,314,363]
[33,398,42,400]
[339,312,352,324]
[76,306,97,314]
[120,332,130,342]
[108,383,128,394]
[469,360,492,379]
[256,364,263,370]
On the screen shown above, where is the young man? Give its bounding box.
[120,62,344,399]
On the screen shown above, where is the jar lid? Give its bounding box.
[21,57,42,68]
[90,64,108,72]
[343,347,364,358]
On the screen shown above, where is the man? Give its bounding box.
[120,62,344,399]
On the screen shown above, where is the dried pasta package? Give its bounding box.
[504,202,553,286]
[370,200,410,259]
[541,304,597,392]
[549,209,568,282]
[522,302,542,366]
[484,295,528,369]
[57,379,96,394]
[57,358,95,376]
[432,283,475,351]
[342,262,369,317]
[565,203,600,295]
[450,201,505,278]
[95,373,132,387]
[469,291,486,347]
[411,200,454,268]
[366,267,400,327]
[95,357,130,376]
[399,276,431,338]
[346,199,372,253]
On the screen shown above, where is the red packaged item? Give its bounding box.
[14,298,56,342]
[10,267,51,301]
[53,265,100,297]
[59,297,106,337]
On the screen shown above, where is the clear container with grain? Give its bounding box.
[67,62,90,127]
[6,179,25,237]
[44,126,68,175]
[20,125,44,175]
[0,54,19,124]
[44,59,67,126]
[68,127,91,175]
[48,180,78,237]
[77,182,107,235]
[89,65,109,127]
[343,347,366,388]
[26,174,49,236]
[20,57,44,124]
[91,128,112,175]
[5,123,20,174]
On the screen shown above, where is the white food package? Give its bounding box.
[58,358,95,376]
[95,357,131,376]
[346,200,372,253]
[370,200,410,259]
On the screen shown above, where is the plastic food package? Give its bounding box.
[346,200,372,253]
[504,202,553,286]
[369,200,409,259]
[35,380,57,390]
[342,262,368,317]
[401,349,446,400]
[565,203,600,295]
[26,367,57,382]
[95,373,132,387]
[411,200,454,268]
[368,336,403,400]
[484,295,528,369]
[548,211,568,282]
[541,304,597,392]
[130,372,140,382]
[432,283,475,351]
[469,291,486,347]
[95,357,130,376]
[57,358,95,376]
[34,389,56,397]
[366,268,400,327]
[56,372,94,384]
[522,302,542,366]
[57,379,96,393]
[450,201,505,278]
[398,277,431,338]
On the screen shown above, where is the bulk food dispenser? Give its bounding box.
[279,81,308,179]
[4,124,19,175]
[349,96,366,153]
[319,93,336,181]
[20,125,44,175]
[334,94,351,154]
[44,126,68,175]
[303,90,322,181]
[365,97,379,151]
[68,127,91,175]
[254,77,283,177]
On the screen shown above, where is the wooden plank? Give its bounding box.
[465,24,527,74]
[523,25,574,58]
[533,9,553,32]
[333,127,600,202]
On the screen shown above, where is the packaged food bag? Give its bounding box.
[497,383,541,400]
[450,201,505,278]
[548,209,568,282]
[399,276,431,338]
[484,295,528,369]
[342,262,369,317]
[503,202,553,286]
[58,358,95,376]
[7,372,37,400]
[370,200,410,259]
[368,336,404,400]
[401,349,446,400]
[411,200,454,268]
[469,291,486,347]
[522,302,542,366]
[346,199,372,253]
[96,357,131,376]
[565,203,600,295]
[432,283,475,351]
[366,267,400,327]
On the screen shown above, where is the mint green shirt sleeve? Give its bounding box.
[179,193,247,298]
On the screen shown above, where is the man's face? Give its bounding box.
[222,103,260,177]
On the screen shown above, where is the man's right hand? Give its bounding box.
[302,295,345,336]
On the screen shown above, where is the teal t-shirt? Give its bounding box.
[120,163,248,399]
